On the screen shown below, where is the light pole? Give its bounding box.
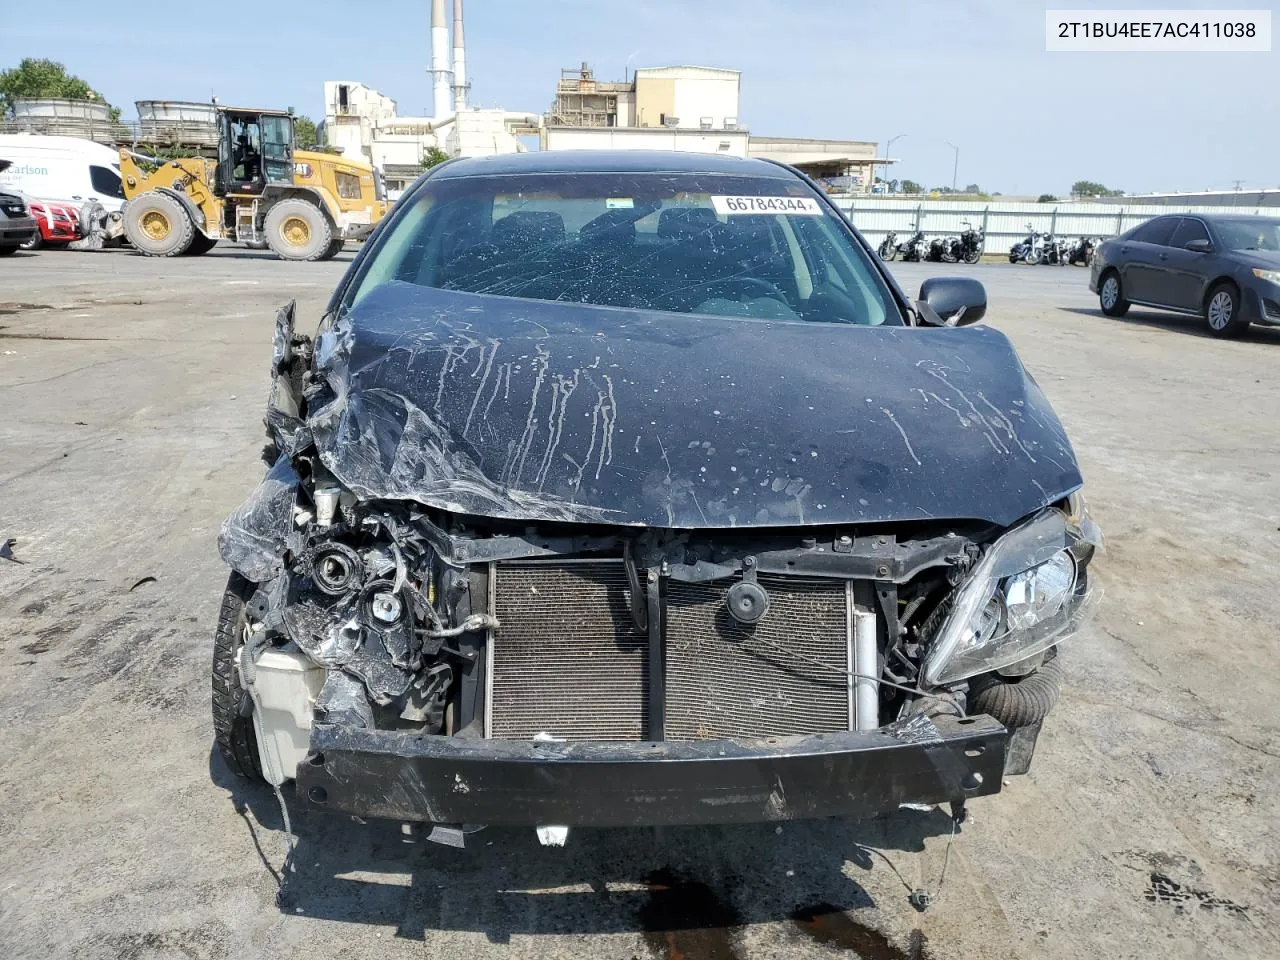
[883,133,906,191]
[945,140,959,192]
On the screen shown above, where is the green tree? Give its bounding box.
[420,146,450,171]
[0,58,117,119]
[293,115,320,148]
[964,183,982,194]
[1038,193,1059,203]
[899,179,922,194]
[1071,179,1124,198]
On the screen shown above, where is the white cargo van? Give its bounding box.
[0,134,125,212]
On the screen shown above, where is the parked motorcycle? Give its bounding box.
[1009,224,1043,264]
[1067,236,1097,266]
[950,220,984,265]
[1038,234,1066,266]
[926,235,951,262]
[878,223,927,262]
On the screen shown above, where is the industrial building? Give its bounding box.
[543,63,882,192]
[549,63,741,131]
[318,9,884,198]
[320,0,540,198]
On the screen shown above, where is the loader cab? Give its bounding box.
[216,109,294,196]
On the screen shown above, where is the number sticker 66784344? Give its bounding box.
[711,195,823,216]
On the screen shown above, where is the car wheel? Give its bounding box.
[212,572,264,781]
[19,231,43,251]
[1099,271,1129,317]
[1205,281,1247,338]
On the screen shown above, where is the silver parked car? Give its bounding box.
[1090,214,1280,337]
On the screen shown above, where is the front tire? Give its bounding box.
[264,199,333,261]
[1099,270,1129,317]
[123,192,195,256]
[212,572,264,781]
[878,240,897,262]
[318,236,345,261]
[19,231,43,251]
[1205,281,1247,338]
[185,233,219,256]
[964,246,982,265]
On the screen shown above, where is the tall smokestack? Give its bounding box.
[452,0,468,112]
[430,0,451,119]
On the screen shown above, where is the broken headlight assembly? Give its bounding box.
[922,497,1101,687]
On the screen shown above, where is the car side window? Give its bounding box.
[1130,218,1177,246]
[1169,218,1209,248]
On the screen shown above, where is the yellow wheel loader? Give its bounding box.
[119,107,388,260]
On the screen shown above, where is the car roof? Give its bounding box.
[1198,212,1280,223]
[1146,212,1280,223]
[432,150,798,180]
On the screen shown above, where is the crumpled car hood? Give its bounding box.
[304,281,1081,528]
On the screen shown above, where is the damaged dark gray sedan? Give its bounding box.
[214,151,1100,840]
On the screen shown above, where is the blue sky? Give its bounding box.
[6,0,1276,194]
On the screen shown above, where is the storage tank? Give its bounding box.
[135,100,220,147]
[4,98,122,141]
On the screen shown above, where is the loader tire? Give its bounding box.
[318,236,345,261]
[185,233,219,256]
[123,192,194,257]
[212,572,264,781]
[264,199,332,261]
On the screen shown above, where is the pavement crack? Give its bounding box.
[1069,690,1280,761]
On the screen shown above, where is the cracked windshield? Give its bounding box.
[349,172,892,324]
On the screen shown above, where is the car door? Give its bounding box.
[1119,217,1178,303]
[1162,217,1214,311]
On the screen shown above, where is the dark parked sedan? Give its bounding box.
[1090,213,1280,337]
[214,151,1099,841]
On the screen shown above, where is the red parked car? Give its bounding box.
[21,198,82,250]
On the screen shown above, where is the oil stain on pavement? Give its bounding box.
[637,868,928,960]
[792,903,931,960]
[640,868,743,960]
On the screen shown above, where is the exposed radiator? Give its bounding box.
[487,559,648,741]
[487,559,860,743]
[663,575,852,741]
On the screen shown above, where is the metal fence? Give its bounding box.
[829,197,1277,256]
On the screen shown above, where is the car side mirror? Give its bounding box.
[1185,238,1213,254]
[917,277,987,327]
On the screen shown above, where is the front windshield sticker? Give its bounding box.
[712,195,822,216]
[605,197,635,209]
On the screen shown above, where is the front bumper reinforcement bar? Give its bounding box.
[297,714,1007,827]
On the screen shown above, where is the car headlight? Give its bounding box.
[922,504,1100,687]
[1252,268,1280,286]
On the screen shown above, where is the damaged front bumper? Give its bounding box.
[296,714,1007,827]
